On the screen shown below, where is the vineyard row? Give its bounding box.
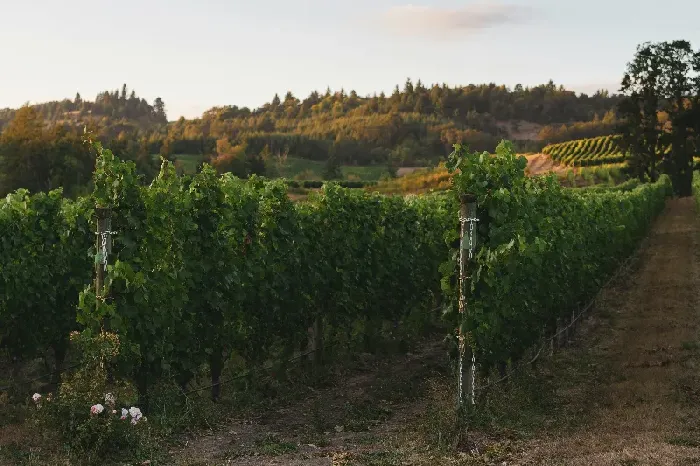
[542,134,626,167]
[0,141,671,404]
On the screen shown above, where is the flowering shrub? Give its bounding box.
[30,331,155,464]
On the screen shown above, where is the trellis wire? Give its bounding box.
[0,361,84,394]
[181,304,444,397]
[473,246,638,393]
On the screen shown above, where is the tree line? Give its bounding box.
[161,80,619,169]
[0,84,166,131]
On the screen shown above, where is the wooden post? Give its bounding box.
[457,194,477,409]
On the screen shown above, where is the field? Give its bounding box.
[159,148,638,195]
[159,153,391,181]
[0,141,685,465]
[367,154,630,195]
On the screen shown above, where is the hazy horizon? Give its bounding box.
[3,0,699,120]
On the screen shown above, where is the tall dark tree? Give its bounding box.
[618,44,664,182]
[323,146,342,180]
[153,97,167,123]
[656,41,699,196]
[619,41,700,195]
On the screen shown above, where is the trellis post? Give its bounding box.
[95,207,112,300]
[457,194,478,409]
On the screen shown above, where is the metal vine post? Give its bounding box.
[457,194,478,410]
[95,207,116,338]
[95,207,111,299]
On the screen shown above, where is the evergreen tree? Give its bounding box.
[323,146,342,180]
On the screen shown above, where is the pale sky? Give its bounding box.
[2,0,699,120]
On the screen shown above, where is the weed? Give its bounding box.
[301,432,332,448]
[681,340,700,351]
[343,399,392,432]
[339,450,404,466]
[254,433,298,456]
[666,435,700,447]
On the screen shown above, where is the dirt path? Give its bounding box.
[524,153,568,176]
[173,340,450,466]
[511,197,700,465]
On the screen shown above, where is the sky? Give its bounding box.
[2,0,699,120]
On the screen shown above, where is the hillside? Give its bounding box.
[167,80,620,169]
[2,80,619,159]
[0,81,623,195]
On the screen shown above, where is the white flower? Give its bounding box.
[104,393,115,407]
[129,406,143,424]
[129,407,142,419]
[120,408,128,420]
[112,410,117,414]
[32,393,42,403]
[90,404,105,415]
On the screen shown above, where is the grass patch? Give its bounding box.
[274,157,324,180]
[410,339,615,455]
[253,433,298,456]
[152,153,205,175]
[343,399,393,432]
[162,154,390,181]
[666,435,700,448]
[342,450,405,466]
[276,157,388,181]
[342,164,389,182]
[0,443,38,465]
[301,432,332,448]
[681,340,700,351]
[674,374,700,404]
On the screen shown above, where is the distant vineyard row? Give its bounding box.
[543,135,700,170]
[542,135,626,166]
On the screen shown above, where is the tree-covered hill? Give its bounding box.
[0,79,622,195]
